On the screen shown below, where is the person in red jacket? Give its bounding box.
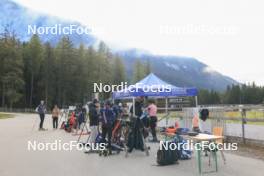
[69,112,76,129]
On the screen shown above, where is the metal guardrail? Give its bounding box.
[211,117,264,122]
[158,106,264,146]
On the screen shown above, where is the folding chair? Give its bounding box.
[209,127,226,166]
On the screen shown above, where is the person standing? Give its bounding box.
[192,113,200,133]
[101,101,116,153]
[52,105,60,129]
[127,97,145,152]
[147,99,158,142]
[36,100,47,131]
[113,102,123,119]
[88,99,100,144]
[77,107,86,130]
[130,97,144,118]
[122,103,129,118]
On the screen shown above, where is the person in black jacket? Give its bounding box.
[130,97,144,117]
[77,107,86,130]
[127,97,146,152]
[100,100,116,153]
[88,99,100,144]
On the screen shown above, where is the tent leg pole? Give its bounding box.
[195,96,198,107]
[133,97,135,117]
[165,98,168,126]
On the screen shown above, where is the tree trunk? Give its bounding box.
[45,81,48,107]
[10,101,13,110]
[29,74,34,108]
[1,83,5,107]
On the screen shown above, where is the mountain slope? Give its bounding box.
[0,0,96,46]
[1,0,238,91]
[118,49,237,91]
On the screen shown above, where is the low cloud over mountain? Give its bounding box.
[0,0,237,91]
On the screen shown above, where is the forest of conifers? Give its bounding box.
[0,30,264,109]
[0,29,152,109]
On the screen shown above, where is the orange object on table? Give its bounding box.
[165,127,177,133]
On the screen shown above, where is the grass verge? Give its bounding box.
[0,113,14,119]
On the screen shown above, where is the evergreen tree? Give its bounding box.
[132,59,146,83]
[0,30,24,108]
[24,34,43,107]
[40,42,56,108]
[198,89,210,104]
[112,56,126,85]
[145,59,151,75]
[0,36,130,108]
[55,36,77,106]
[86,46,97,100]
[97,41,113,99]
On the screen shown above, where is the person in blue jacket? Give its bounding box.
[112,102,124,121]
[100,100,116,153]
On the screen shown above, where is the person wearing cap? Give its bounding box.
[88,99,100,144]
[36,100,47,131]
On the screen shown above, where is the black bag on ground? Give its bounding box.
[157,142,179,166]
[127,118,145,152]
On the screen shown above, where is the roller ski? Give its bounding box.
[99,149,112,156]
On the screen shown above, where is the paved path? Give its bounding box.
[0,113,263,176]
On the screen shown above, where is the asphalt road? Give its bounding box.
[0,113,264,176]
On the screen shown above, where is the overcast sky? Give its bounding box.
[13,0,264,85]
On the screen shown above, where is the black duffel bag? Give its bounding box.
[157,142,179,166]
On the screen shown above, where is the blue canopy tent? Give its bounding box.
[112,73,198,125]
[113,73,198,99]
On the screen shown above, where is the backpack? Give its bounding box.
[60,121,65,129]
[64,122,71,133]
[173,135,192,160]
[157,142,179,166]
[126,118,144,152]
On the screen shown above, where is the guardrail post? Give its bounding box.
[241,109,247,144]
